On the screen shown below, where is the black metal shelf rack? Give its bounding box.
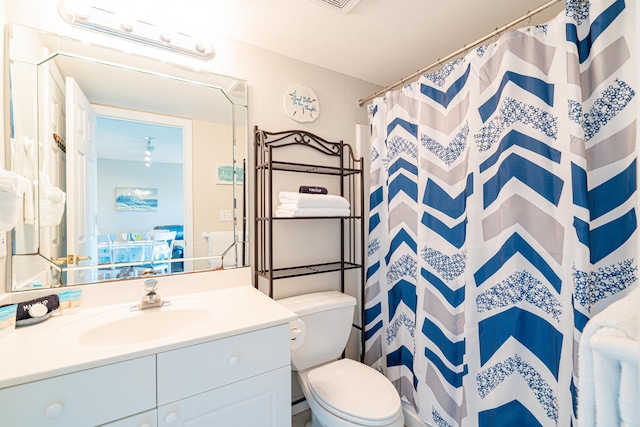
[253,126,365,357]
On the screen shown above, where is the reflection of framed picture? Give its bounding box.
[115,187,158,211]
[216,164,245,185]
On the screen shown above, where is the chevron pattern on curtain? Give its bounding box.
[364,1,637,426]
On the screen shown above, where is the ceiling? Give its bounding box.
[165,0,565,87]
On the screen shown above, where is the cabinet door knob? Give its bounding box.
[45,402,63,418]
[228,355,240,367]
[139,422,151,427]
[165,411,179,424]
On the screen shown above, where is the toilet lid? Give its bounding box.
[306,359,401,425]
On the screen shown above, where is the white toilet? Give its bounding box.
[279,291,404,427]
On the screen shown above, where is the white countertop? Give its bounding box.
[0,284,297,389]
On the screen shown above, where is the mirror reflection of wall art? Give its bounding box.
[216,164,244,185]
[115,187,158,211]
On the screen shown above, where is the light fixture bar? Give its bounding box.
[57,0,215,61]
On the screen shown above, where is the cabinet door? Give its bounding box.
[157,366,290,427]
[101,409,157,427]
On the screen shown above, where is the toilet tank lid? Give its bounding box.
[277,291,356,316]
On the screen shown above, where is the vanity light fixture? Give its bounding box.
[57,0,215,61]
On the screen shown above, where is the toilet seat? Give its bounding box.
[302,358,402,426]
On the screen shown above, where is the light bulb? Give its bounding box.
[62,0,91,20]
[119,12,136,32]
[195,38,214,56]
[159,28,173,43]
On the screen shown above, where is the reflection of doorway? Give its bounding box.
[93,105,193,268]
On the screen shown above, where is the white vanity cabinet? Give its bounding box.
[0,284,296,427]
[0,325,291,427]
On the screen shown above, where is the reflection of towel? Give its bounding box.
[20,136,36,225]
[39,172,66,227]
[0,169,30,231]
[275,206,350,218]
[278,191,349,209]
[578,287,638,427]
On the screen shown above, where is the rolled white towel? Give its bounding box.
[275,206,351,218]
[278,191,349,209]
[0,169,30,231]
[39,172,67,227]
[578,287,638,427]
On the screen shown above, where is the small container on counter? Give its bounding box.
[0,304,18,338]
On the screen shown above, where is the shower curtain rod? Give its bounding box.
[357,0,563,107]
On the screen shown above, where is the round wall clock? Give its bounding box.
[284,83,320,123]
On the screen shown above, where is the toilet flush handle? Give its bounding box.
[289,319,306,350]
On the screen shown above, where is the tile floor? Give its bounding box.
[292,409,311,427]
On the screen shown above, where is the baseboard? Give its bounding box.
[292,399,310,416]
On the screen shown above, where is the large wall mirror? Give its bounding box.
[8,23,248,291]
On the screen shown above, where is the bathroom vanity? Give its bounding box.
[0,271,296,426]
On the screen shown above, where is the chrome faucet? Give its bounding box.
[132,278,170,310]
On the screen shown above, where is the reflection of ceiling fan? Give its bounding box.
[144,136,155,167]
[95,117,183,164]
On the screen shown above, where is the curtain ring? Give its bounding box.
[494,28,500,46]
[526,10,532,32]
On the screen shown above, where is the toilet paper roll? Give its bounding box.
[289,319,306,350]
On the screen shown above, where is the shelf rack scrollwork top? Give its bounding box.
[255,128,360,165]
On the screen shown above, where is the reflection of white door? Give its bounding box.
[41,65,67,264]
[66,77,98,284]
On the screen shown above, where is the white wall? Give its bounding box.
[97,158,184,237]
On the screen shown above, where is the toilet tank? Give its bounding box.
[278,291,356,371]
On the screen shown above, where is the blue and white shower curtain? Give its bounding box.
[364,1,637,426]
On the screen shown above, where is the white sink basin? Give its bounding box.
[52,299,216,347]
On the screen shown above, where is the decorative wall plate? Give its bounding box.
[284,83,320,122]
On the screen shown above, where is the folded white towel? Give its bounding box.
[275,206,351,218]
[0,169,31,231]
[39,172,67,227]
[578,287,638,427]
[278,191,350,209]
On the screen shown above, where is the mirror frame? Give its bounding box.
[7,24,249,291]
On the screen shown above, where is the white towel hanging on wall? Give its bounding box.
[0,168,31,232]
[39,172,67,227]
